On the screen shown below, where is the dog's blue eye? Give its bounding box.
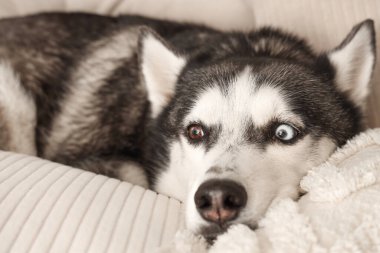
[275,124,297,142]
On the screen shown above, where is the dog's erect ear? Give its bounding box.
[139,30,186,118]
[328,19,376,109]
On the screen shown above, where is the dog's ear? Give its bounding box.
[139,29,186,118]
[327,19,376,109]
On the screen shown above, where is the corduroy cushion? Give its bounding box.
[0,152,183,253]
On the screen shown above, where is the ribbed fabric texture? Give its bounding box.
[0,151,183,253]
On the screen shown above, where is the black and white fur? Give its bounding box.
[0,13,376,239]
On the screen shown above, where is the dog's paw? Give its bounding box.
[209,224,260,253]
[156,229,208,253]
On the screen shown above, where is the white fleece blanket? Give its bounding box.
[160,128,380,253]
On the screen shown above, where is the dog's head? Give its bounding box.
[140,20,376,239]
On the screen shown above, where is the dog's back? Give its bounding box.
[0,13,222,183]
[0,14,142,179]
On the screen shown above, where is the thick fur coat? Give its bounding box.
[0,13,376,239]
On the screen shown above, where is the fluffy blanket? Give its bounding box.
[160,128,380,253]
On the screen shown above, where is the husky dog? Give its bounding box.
[0,13,376,239]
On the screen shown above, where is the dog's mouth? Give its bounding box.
[200,224,230,243]
[199,223,257,243]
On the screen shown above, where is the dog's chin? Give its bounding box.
[199,224,229,243]
[199,222,257,244]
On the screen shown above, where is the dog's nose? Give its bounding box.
[194,179,247,225]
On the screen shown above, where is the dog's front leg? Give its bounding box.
[67,157,149,188]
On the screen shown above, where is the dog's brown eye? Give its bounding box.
[187,124,205,140]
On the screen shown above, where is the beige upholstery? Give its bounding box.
[0,151,183,253]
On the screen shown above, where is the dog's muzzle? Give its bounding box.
[194,179,247,227]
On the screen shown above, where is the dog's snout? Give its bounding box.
[194,179,247,226]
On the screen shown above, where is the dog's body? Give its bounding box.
[0,13,376,239]
[0,13,220,185]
